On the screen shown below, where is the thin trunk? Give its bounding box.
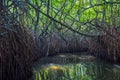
[0,0,3,28]
[47,0,50,15]
[0,0,3,12]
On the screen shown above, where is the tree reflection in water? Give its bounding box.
[33,54,120,80]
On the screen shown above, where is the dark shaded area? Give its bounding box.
[0,25,34,80]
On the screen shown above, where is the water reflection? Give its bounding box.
[33,54,120,80]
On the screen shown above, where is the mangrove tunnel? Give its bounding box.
[0,0,120,80]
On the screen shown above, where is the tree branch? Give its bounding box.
[27,2,99,37]
[81,1,120,13]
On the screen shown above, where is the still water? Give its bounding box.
[33,54,120,80]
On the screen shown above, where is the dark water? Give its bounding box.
[33,54,120,80]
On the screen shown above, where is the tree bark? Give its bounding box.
[0,0,3,12]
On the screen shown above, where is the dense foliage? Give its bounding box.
[0,0,120,80]
[1,0,120,36]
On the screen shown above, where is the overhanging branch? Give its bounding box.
[26,2,99,37]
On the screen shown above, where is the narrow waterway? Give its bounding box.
[32,53,120,80]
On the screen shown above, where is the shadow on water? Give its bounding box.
[32,53,120,80]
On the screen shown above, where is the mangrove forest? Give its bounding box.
[0,0,120,80]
